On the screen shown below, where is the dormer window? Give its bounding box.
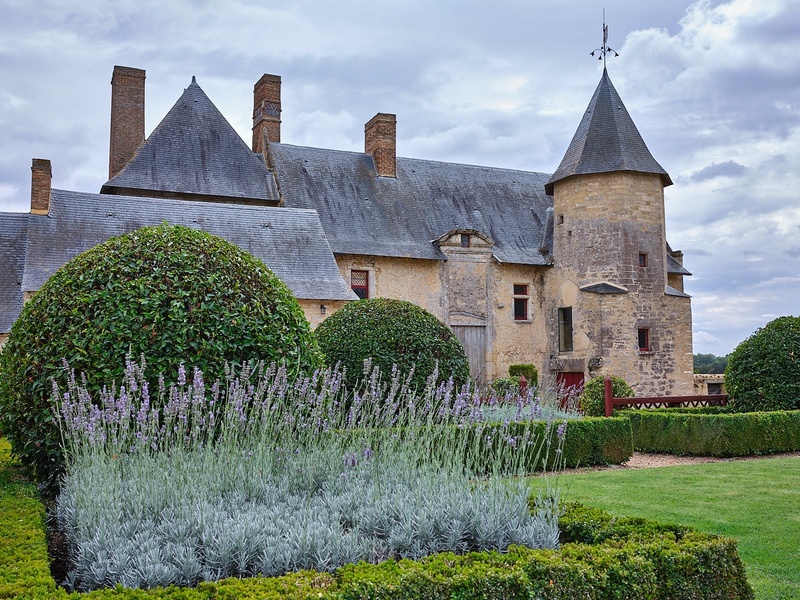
[351,270,369,299]
[460,234,471,248]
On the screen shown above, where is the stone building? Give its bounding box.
[0,65,694,394]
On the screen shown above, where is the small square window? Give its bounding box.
[513,284,529,321]
[460,234,470,248]
[558,307,573,352]
[351,270,369,299]
[638,328,650,352]
[639,253,648,267]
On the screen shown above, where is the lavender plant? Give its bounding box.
[53,358,568,592]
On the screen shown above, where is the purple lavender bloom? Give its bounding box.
[177,363,186,387]
[557,421,568,440]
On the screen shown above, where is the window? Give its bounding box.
[351,270,369,299]
[638,328,650,352]
[460,233,471,248]
[513,284,529,321]
[639,253,648,267]
[558,307,573,352]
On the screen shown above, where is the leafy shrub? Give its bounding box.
[579,375,633,417]
[490,376,521,397]
[509,363,538,386]
[626,407,800,456]
[315,298,470,392]
[0,224,321,492]
[725,315,800,412]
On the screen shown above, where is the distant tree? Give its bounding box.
[693,353,729,374]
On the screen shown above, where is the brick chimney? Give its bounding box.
[30,158,52,215]
[252,74,281,152]
[109,66,145,179]
[365,113,397,178]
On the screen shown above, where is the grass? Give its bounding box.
[553,457,800,600]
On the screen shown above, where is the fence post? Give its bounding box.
[604,376,613,417]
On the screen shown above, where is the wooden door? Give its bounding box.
[452,325,486,385]
[556,371,584,409]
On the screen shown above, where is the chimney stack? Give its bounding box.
[30,158,52,215]
[252,74,281,152]
[365,113,397,178]
[109,66,145,179]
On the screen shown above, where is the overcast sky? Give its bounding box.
[1,0,798,355]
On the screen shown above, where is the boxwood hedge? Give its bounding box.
[0,224,322,492]
[725,315,800,412]
[625,407,800,456]
[315,298,470,393]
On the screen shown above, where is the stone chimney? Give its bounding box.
[109,66,146,179]
[30,158,52,215]
[252,74,281,152]
[365,113,396,178]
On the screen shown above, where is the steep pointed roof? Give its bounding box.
[545,69,671,195]
[102,78,280,203]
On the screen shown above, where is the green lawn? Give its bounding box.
[552,456,800,600]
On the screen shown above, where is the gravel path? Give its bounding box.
[615,451,800,470]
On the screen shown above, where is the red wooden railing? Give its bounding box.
[603,376,728,417]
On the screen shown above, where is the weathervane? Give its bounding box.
[590,9,619,68]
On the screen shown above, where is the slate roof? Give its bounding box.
[0,213,29,333]
[545,69,672,195]
[580,282,628,295]
[19,190,355,306]
[102,79,280,204]
[667,253,691,276]
[666,286,691,298]
[271,144,554,266]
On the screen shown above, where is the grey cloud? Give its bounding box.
[689,160,747,182]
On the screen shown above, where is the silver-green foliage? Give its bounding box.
[54,359,565,591]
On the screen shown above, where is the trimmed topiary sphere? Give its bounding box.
[0,224,322,490]
[579,375,634,417]
[725,316,800,412]
[315,298,470,392]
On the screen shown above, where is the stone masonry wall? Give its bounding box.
[545,171,694,396]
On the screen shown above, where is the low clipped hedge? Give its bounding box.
[558,416,633,466]
[2,437,753,600]
[355,416,633,475]
[3,441,752,600]
[625,407,800,456]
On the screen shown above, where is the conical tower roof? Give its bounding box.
[545,69,671,195]
[102,78,280,203]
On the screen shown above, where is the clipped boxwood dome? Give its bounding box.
[0,224,321,489]
[315,298,470,392]
[726,315,800,412]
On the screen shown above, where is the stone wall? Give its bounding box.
[543,171,694,395]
